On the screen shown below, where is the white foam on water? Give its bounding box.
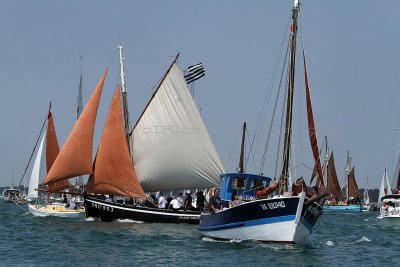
[364,219,369,221]
[116,219,144,224]
[355,236,371,243]
[85,217,96,222]
[201,236,242,243]
[325,240,334,246]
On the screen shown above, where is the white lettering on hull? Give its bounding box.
[261,201,286,210]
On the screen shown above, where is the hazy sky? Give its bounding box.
[1,0,399,189]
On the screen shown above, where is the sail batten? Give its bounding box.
[43,68,108,185]
[131,62,223,192]
[87,87,146,198]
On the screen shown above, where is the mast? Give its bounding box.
[238,122,246,173]
[76,55,83,120]
[76,55,84,187]
[323,135,329,191]
[344,150,352,200]
[118,44,131,151]
[280,0,300,194]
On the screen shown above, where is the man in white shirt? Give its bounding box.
[158,192,167,209]
[169,197,181,211]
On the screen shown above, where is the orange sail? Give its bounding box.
[43,68,108,185]
[302,43,323,186]
[327,152,342,197]
[45,111,69,192]
[87,86,146,198]
[347,167,359,198]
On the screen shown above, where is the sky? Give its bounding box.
[1,0,400,189]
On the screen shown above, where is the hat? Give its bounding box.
[185,190,190,193]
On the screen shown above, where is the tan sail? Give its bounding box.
[87,87,146,199]
[327,152,342,197]
[43,68,108,185]
[46,111,69,192]
[347,167,359,198]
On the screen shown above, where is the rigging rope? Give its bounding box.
[245,17,292,173]
[260,44,290,175]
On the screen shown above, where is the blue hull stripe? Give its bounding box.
[199,215,296,231]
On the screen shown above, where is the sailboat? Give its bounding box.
[362,181,370,211]
[377,168,400,225]
[28,106,85,217]
[323,151,362,212]
[198,0,323,244]
[43,46,223,223]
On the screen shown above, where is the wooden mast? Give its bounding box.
[118,45,132,152]
[238,122,246,173]
[280,0,300,194]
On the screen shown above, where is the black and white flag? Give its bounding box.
[184,63,205,84]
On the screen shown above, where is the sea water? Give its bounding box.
[0,201,398,266]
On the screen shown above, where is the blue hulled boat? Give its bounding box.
[199,0,325,243]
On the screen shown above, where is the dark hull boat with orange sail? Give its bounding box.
[44,46,223,223]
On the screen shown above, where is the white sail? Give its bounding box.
[27,134,46,200]
[378,170,387,204]
[132,62,224,192]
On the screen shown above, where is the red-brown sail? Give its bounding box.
[327,152,342,197]
[45,111,69,192]
[43,68,108,185]
[302,43,323,186]
[347,166,359,198]
[87,86,146,199]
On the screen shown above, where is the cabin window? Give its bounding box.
[250,180,266,190]
[231,177,247,190]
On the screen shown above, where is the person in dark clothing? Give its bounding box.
[184,191,193,211]
[62,194,68,204]
[196,191,206,211]
[166,196,173,210]
[209,188,222,213]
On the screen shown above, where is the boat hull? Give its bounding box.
[198,193,323,244]
[28,203,85,218]
[84,196,200,224]
[377,214,400,226]
[323,204,362,212]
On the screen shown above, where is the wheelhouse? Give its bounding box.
[219,173,272,203]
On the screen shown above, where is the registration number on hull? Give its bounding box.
[91,202,114,212]
[261,201,286,210]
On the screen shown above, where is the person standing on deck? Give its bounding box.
[209,188,222,213]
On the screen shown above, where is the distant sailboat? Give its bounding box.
[362,179,370,211]
[377,168,400,225]
[323,151,362,212]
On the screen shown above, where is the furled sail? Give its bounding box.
[327,152,342,197]
[347,167,359,198]
[27,134,46,200]
[131,61,224,192]
[46,111,69,192]
[87,87,146,199]
[302,44,323,186]
[43,68,108,185]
